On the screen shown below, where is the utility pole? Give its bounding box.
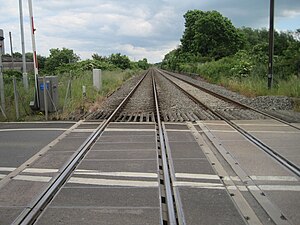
[268,0,275,89]
[19,0,29,90]
[0,29,5,112]
[9,32,14,70]
[28,0,40,108]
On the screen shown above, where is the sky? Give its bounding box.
[0,0,300,63]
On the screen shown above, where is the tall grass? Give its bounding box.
[0,77,36,121]
[177,59,300,98]
[220,75,300,97]
[0,69,140,121]
[59,69,138,118]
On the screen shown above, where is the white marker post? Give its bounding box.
[93,69,102,91]
[82,85,86,98]
[28,0,40,108]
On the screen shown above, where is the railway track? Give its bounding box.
[1,68,299,224]
[160,69,300,129]
[11,69,181,224]
[156,69,300,177]
[11,71,152,224]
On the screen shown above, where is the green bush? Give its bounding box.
[3,70,23,82]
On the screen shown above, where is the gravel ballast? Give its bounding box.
[166,70,300,123]
[85,69,300,123]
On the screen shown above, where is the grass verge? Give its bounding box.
[0,69,141,122]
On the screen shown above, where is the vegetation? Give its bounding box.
[0,68,142,121]
[1,49,150,121]
[181,10,244,59]
[58,69,140,119]
[161,9,300,98]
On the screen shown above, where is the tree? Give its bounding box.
[13,52,22,59]
[44,48,80,72]
[108,53,131,70]
[278,40,300,78]
[181,10,204,53]
[137,58,150,70]
[24,52,47,70]
[37,55,47,70]
[25,52,33,61]
[181,10,245,59]
[161,48,181,71]
[92,53,108,62]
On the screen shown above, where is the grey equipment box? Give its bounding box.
[38,76,58,112]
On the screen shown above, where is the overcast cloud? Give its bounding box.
[1,0,300,63]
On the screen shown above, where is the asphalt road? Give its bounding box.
[0,122,75,170]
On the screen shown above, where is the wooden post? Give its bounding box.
[13,77,20,119]
[0,32,5,113]
[43,76,48,120]
[268,0,275,89]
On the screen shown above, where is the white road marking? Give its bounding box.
[258,185,300,192]
[73,129,96,132]
[238,186,248,191]
[74,170,158,178]
[0,121,75,124]
[249,131,300,134]
[0,128,68,132]
[223,176,241,182]
[227,186,248,191]
[0,174,6,179]
[165,130,191,132]
[104,128,155,132]
[202,123,228,126]
[68,177,158,187]
[80,122,102,125]
[23,168,59,173]
[13,175,52,182]
[173,181,224,189]
[234,124,288,127]
[250,176,298,182]
[175,173,219,180]
[109,122,155,125]
[0,167,16,172]
[210,130,238,133]
[8,170,300,192]
[247,186,261,191]
[203,122,289,127]
[227,186,237,190]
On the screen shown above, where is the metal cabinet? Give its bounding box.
[38,76,58,112]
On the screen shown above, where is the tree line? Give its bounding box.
[3,48,150,79]
[161,10,300,82]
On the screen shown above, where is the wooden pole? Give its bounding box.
[13,77,20,119]
[9,32,15,70]
[268,0,275,89]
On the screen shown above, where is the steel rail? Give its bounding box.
[157,69,300,178]
[12,70,150,225]
[151,70,177,225]
[160,69,300,131]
